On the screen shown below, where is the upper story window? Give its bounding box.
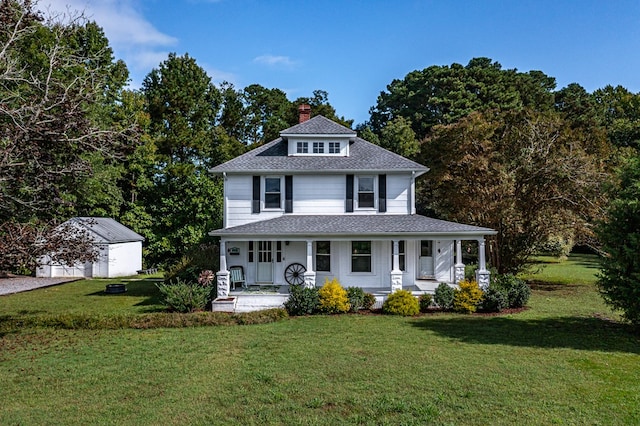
[313,142,324,154]
[264,177,281,209]
[289,139,345,156]
[296,142,309,154]
[357,176,375,208]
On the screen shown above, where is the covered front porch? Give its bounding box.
[209,215,497,311]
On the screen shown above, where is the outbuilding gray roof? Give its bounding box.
[209,215,495,239]
[69,217,144,243]
[210,119,428,174]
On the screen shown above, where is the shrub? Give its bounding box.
[362,292,377,310]
[156,279,211,313]
[164,243,219,283]
[419,294,433,313]
[453,279,483,314]
[346,286,366,312]
[493,274,531,308]
[434,283,455,310]
[284,285,319,316]
[318,278,350,314]
[479,286,508,312]
[382,290,419,316]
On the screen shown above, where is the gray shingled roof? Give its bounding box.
[69,217,144,243]
[209,215,495,238]
[210,137,428,173]
[280,115,357,135]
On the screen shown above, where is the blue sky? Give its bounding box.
[46,0,640,125]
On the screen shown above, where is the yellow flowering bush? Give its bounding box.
[318,278,350,314]
[453,279,484,314]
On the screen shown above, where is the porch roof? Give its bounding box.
[209,214,496,240]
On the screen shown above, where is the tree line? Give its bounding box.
[2,0,640,321]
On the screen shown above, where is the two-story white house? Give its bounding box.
[209,105,495,301]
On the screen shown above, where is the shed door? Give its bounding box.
[256,241,273,283]
[418,240,434,279]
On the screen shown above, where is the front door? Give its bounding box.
[256,241,273,283]
[418,240,434,279]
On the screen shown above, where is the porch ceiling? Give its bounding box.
[209,214,496,240]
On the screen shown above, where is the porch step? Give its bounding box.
[233,293,288,313]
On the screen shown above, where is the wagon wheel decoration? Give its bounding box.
[284,263,306,285]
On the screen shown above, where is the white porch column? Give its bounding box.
[454,240,465,284]
[476,238,490,289]
[216,239,230,297]
[390,239,403,292]
[303,240,316,288]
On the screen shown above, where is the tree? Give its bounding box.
[596,155,640,325]
[420,109,606,273]
[0,1,134,222]
[593,85,640,150]
[378,116,419,160]
[0,1,136,274]
[0,220,97,275]
[140,53,224,265]
[368,58,556,141]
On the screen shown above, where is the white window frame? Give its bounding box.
[351,240,372,273]
[356,175,376,210]
[296,142,309,154]
[313,142,324,154]
[328,141,341,154]
[263,176,283,210]
[315,241,331,272]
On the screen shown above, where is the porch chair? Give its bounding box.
[229,265,247,290]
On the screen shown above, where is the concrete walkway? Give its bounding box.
[0,277,80,296]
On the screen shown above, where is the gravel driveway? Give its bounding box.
[0,277,80,296]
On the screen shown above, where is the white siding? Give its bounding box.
[225,172,414,227]
[104,241,142,278]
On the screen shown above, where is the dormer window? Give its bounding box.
[328,142,340,154]
[313,142,324,154]
[296,142,308,154]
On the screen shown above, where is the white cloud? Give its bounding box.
[253,54,298,68]
[43,0,178,86]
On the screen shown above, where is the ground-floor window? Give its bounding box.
[391,240,406,271]
[316,241,331,272]
[352,241,372,272]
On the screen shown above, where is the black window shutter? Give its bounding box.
[252,176,260,213]
[285,175,293,213]
[378,174,387,213]
[346,174,354,212]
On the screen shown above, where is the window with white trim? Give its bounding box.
[316,241,331,272]
[296,142,308,153]
[264,177,281,209]
[357,176,375,209]
[351,241,372,273]
[328,142,340,153]
[313,142,324,154]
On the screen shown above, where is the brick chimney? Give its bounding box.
[298,104,311,123]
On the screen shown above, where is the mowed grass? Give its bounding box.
[1,255,639,425]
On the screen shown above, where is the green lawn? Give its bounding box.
[1,255,639,425]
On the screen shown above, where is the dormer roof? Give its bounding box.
[280,115,357,137]
[210,115,428,175]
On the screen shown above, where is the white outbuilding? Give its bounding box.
[36,217,145,278]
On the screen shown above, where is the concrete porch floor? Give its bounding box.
[228,281,441,313]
